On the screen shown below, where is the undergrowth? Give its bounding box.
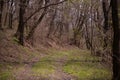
[0,64,15,80]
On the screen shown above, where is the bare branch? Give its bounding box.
[24,0,68,24]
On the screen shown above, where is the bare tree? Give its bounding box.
[0,0,4,29]
[16,0,27,45]
[111,0,120,79]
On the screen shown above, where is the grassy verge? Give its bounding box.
[32,48,112,80]
[0,64,15,80]
[63,61,111,80]
[62,49,112,80]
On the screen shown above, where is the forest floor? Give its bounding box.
[0,30,112,80]
[0,47,112,80]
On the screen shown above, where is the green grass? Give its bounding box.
[46,48,101,62]
[43,50,70,61]
[63,61,111,80]
[0,47,112,80]
[31,48,70,77]
[12,37,19,43]
[32,48,112,79]
[32,61,56,77]
[62,49,112,80]
[0,64,15,80]
[0,71,14,80]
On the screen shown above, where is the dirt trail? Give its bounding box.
[13,53,75,80]
[13,63,75,80]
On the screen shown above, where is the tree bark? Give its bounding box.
[8,0,13,29]
[16,0,26,45]
[0,0,4,29]
[102,0,109,49]
[111,0,120,80]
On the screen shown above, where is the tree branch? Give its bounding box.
[24,0,68,24]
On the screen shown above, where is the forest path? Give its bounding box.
[0,48,112,80]
[13,48,76,80]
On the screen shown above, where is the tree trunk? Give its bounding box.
[0,0,4,29]
[9,0,13,29]
[102,0,109,49]
[16,0,26,45]
[111,0,120,80]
